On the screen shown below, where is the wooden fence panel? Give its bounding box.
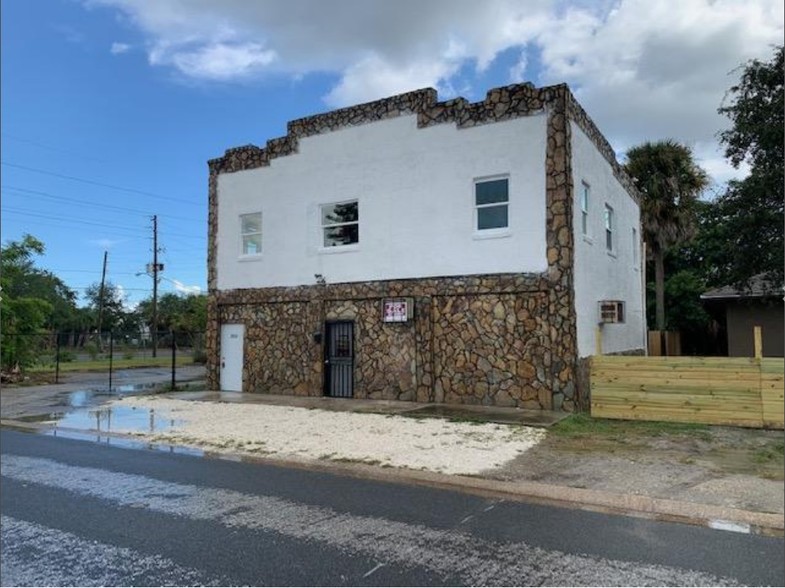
[591,356,784,429]
[761,358,785,428]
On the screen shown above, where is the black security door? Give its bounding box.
[324,321,354,398]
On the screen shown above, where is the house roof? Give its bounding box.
[701,273,783,301]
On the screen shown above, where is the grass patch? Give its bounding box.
[753,441,785,464]
[28,355,197,373]
[551,413,711,440]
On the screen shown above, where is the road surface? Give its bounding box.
[1,429,782,586]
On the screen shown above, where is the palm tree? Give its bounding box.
[624,140,709,332]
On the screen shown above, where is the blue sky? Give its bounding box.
[2,0,782,308]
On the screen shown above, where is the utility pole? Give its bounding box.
[96,250,108,350]
[152,215,159,358]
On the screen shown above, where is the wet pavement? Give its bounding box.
[0,365,205,422]
[171,391,570,426]
[3,370,782,535]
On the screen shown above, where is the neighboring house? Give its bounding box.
[206,83,645,411]
[701,274,784,357]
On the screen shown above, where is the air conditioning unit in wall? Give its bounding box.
[598,300,625,324]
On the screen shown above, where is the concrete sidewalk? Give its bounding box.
[173,390,570,426]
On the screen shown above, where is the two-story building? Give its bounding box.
[206,82,645,411]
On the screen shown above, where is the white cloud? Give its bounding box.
[110,42,131,54]
[324,54,461,108]
[170,278,202,295]
[88,238,122,249]
[85,0,783,184]
[508,51,528,84]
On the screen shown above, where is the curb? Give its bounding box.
[2,419,783,537]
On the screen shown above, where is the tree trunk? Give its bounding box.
[654,248,666,331]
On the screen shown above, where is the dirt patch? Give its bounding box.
[489,415,785,514]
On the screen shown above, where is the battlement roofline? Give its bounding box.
[208,82,639,204]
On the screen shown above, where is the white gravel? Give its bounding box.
[109,397,546,475]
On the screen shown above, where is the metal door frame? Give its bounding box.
[323,320,355,398]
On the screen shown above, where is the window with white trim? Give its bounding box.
[475,177,509,231]
[240,212,262,256]
[580,182,590,236]
[604,204,614,252]
[321,200,359,247]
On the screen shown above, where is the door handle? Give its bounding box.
[324,360,330,364]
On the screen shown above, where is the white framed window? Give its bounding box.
[240,212,262,256]
[604,204,614,252]
[321,200,359,247]
[632,227,639,268]
[580,182,590,236]
[475,177,509,231]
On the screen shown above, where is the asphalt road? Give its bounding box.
[1,428,782,586]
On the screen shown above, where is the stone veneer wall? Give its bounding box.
[205,82,639,411]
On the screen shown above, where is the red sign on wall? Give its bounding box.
[382,299,410,323]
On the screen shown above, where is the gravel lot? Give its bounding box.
[111,396,546,475]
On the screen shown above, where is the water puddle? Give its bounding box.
[16,383,182,437]
[66,382,159,408]
[44,428,203,457]
[56,405,181,434]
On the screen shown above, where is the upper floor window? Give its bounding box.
[240,212,262,256]
[604,204,614,252]
[321,200,359,247]
[580,182,590,236]
[475,178,509,231]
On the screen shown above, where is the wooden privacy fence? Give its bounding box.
[591,356,784,429]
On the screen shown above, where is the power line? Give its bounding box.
[1,132,108,163]
[69,286,154,292]
[2,184,204,222]
[1,160,198,205]
[2,207,150,235]
[47,268,143,276]
[3,207,204,240]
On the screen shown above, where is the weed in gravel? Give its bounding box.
[752,441,785,464]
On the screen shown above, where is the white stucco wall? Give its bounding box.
[570,121,645,357]
[216,113,548,289]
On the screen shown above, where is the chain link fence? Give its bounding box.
[1,330,206,388]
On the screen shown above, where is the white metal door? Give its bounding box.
[220,324,244,391]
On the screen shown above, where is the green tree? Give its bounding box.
[136,293,207,333]
[83,281,131,333]
[625,140,709,331]
[716,45,784,287]
[1,235,56,368]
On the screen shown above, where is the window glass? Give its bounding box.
[475,178,509,231]
[477,206,509,230]
[581,182,590,235]
[604,205,614,251]
[321,200,359,247]
[475,179,509,205]
[240,212,262,256]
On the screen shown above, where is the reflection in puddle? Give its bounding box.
[56,405,180,434]
[16,383,183,437]
[66,383,159,408]
[45,428,203,456]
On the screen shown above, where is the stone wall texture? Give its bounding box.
[205,82,639,411]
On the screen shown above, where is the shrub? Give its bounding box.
[84,341,99,360]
